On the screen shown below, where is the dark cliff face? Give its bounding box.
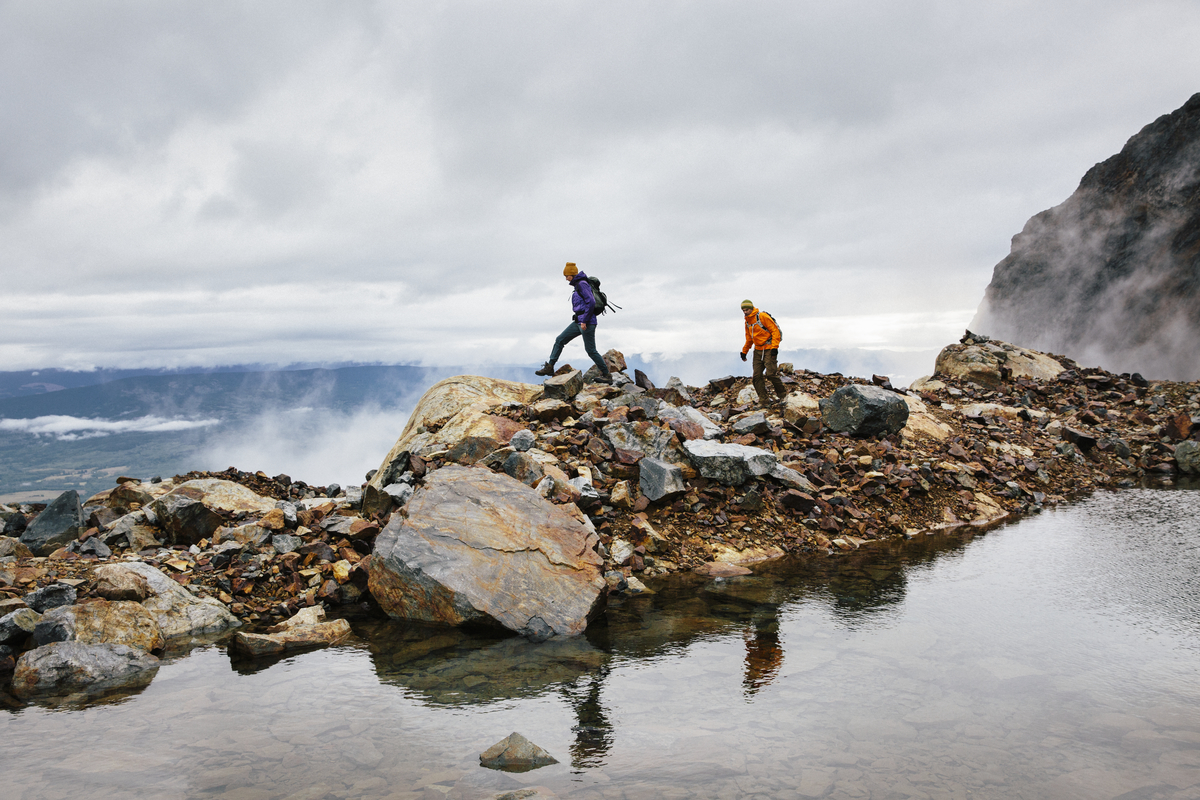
[971,92,1200,380]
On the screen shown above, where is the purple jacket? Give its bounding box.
[570,272,598,326]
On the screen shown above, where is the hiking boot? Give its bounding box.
[534,361,556,377]
[594,373,614,385]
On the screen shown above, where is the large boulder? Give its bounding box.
[368,466,605,641]
[682,440,777,486]
[109,562,240,638]
[19,490,84,556]
[151,479,275,546]
[11,641,159,699]
[1,506,27,535]
[933,336,1065,387]
[819,385,910,437]
[33,600,164,652]
[369,376,542,488]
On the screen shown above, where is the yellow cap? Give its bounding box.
[563,262,578,276]
[741,299,754,309]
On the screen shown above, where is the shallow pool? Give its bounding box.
[4,488,1199,799]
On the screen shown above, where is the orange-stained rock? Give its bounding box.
[33,600,165,653]
[368,465,605,641]
[258,509,287,531]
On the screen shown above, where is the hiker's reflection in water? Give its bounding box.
[743,612,783,697]
[560,666,613,769]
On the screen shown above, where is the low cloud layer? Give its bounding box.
[0,414,220,441]
[4,2,1200,371]
[198,406,412,489]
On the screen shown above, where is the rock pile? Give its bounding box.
[4,339,1199,697]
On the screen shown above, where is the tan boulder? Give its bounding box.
[107,562,240,638]
[369,376,542,488]
[782,391,821,424]
[33,600,164,653]
[368,466,605,641]
[230,605,351,658]
[93,563,153,601]
[900,395,953,442]
[934,339,1064,387]
[445,414,525,465]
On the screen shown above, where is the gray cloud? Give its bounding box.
[3,1,1200,371]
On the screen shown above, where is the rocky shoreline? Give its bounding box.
[3,335,1199,701]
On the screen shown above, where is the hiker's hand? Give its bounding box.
[579,322,588,331]
[740,352,747,362]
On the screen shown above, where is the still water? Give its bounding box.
[4,488,1199,800]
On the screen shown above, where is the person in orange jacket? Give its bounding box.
[740,299,786,406]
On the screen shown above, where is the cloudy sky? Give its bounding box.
[3,1,1199,373]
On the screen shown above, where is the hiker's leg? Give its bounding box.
[765,348,786,401]
[581,323,610,377]
[752,349,768,404]
[548,322,582,364]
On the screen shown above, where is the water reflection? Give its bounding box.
[2,489,1198,800]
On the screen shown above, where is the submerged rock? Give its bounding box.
[368,466,605,641]
[479,732,559,772]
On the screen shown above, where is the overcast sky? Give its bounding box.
[3,1,1199,374]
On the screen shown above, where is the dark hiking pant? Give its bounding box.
[549,321,610,376]
[753,348,786,404]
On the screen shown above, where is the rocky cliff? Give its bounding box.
[971,92,1200,380]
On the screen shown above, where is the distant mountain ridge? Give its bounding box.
[971,92,1200,380]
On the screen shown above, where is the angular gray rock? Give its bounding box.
[1175,440,1200,474]
[678,406,723,440]
[19,490,84,556]
[732,412,769,436]
[479,732,559,772]
[682,440,777,486]
[509,429,536,452]
[11,641,160,698]
[23,583,77,613]
[1,607,41,645]
[638,458,687,502]
[368,466,605,641]
[272,533,302,554]
[383,482,415,505]
[602,421,684,463]
[151,491,224,546]
[819,384,910,437]
[768,463,817,492]
[1,507,27,535]
[542,368,584,400]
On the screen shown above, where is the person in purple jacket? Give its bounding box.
[535,262,614,384]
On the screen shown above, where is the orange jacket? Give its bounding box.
[742,307,782,353]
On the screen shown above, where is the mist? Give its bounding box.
[199,405,411,489]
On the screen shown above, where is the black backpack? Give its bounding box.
[586,275,621,315]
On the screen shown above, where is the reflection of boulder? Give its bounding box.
[364,618,608,705]
[368,466,605,641]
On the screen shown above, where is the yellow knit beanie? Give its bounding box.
[563,262,579,276]
[741,299,754,310]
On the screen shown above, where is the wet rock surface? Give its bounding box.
[479,731,559,772]
[11,641,159,698]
